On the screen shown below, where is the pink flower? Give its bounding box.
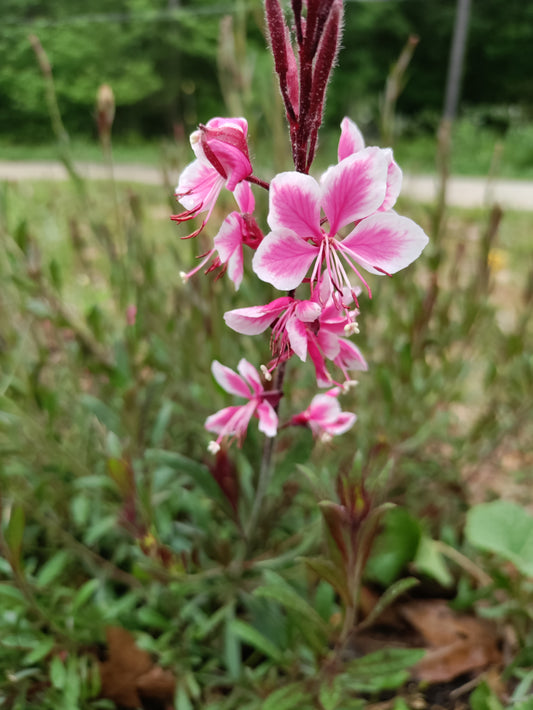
[173,117,253,238]
[179,182,262,290]
[290,389,356,441]
[205,359,280,451]
[224,278,367,387]
[252,121,428,307]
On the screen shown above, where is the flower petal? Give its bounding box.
[256,400,278,437]
[211,360,251,398]
[252,228,318,291]
[205,405,242,434]
[214,212,244,289]
[286,315,309,361]
[234,180,255,213]
[341,211,429,275]
[206,400,257,443]
[267,172,322,238]
[237,359,263,394]
[380,149,402,212]
[294,300,322,322]
[308,393,342,424]
[224,297,293,335]
[338,117,365,161]
[324,411,357,436]
[334,339,368,373]
[321,147,388,234]
[176,159,223,213]
[307,338,333,387]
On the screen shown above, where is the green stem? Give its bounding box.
[244,354,289,545]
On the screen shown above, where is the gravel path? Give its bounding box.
[0,160,532,211]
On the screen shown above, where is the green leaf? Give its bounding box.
[224,605,241,680]
[150,400,174,447]
[465,501,533,577]
[84,515,118,546]
[35,550,70,589]
[318,677,343,710]
[137,607,170,630]
[50,655,67,690]
[5,505,25,568]
[365,507,421,586]
[229,619,284,663]
[413,535,453,587]
[469,681,505,710]
[343,648,425,693]
[24,638,55,665]
[358,577,419,630]
[261,683,312,710]
[254,571,329,636]
[175,683,194,710]
[80,395,121,434]
[72,579,100,612]
[0,584,26,604]
[145,449,224,505]
[302,557,350,606]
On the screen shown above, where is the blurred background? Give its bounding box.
[1,0,533,176]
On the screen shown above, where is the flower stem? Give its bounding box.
[244,352,289,545]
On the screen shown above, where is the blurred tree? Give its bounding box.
[1,0,533,143]
[0,0,223,140]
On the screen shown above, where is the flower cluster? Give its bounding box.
[172,0,428,452]
[174,115,428,450]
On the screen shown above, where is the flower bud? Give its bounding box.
[192,118,252,191]
[96,84,115,140]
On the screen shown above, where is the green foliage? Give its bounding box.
[465,501,533,577]
[2,0,533,143]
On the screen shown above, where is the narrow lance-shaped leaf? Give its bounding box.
[5,505,25,571]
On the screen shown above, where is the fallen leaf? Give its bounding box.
[99,626,175,708]
[399,600,501,683]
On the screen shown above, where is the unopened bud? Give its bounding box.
[96,84,115,139]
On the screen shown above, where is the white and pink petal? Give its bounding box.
[224,297,293,335]
[211,361,251,399]
[252,228,318,291]
[321,147,388,234]
[341,211,429,276]
[337,117,365,162]
[256,400,278,437]
[237,359,263,394]
[267,172,322,238]
[286,316,309,361]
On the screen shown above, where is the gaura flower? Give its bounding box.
[205,359,280,452]
[290,388,356,441]
[173,117,253,239]
[224,276,367,386]
[179,181,262,289]
[252,119,428,309]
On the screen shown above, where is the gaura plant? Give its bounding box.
[172,0,428,575]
